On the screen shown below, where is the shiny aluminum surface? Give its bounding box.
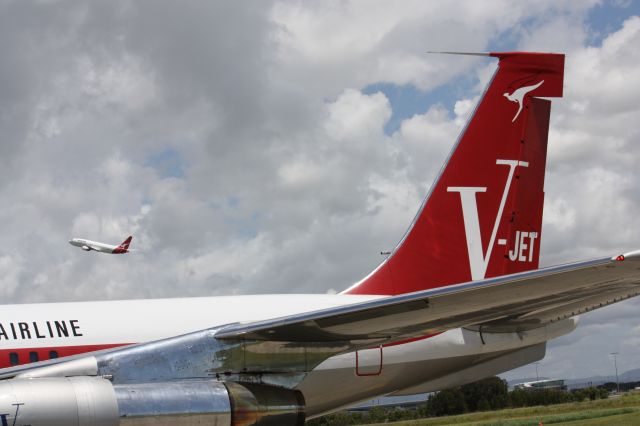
[0,377,305,426]
[225,382,305,426]
[115,380,231,425]
[15,355,99,379]
[92,327,348,390]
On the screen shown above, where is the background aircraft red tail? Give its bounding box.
[113,235,133,253]
[345,52,565,295]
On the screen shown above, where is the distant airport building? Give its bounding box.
[513,379,567,391]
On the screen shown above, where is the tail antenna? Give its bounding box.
[426,51,490,57]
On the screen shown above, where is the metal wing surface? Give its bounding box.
[216,251,640,343]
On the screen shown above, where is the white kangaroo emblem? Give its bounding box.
[504,80,544,122]
[447,160,528,280]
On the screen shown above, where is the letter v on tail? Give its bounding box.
[447,160,528,280]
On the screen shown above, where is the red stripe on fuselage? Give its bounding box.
[0,343,129,369]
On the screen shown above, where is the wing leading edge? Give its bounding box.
[216,250,640,344]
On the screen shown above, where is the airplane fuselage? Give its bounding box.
[68,238,127,254]
[0,295,575,418]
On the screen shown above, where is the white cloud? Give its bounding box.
[77,54,159,112]
[325,89,391,141]
[270,1,596,93]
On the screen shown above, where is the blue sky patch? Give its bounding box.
[224,211,260,240]
[361,2,639,136]
[587,0,640,46]
[146,148,185,179]
[363,61,490,135]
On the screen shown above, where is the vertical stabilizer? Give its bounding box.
[345,52,564,295]
[113,236,133,254]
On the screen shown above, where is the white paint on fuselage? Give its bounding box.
[0,294,380,349]
[313,318,577,371]
[300,318,577,416]
[68,238,119,253]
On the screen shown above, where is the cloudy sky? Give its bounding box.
[1,0,639,381]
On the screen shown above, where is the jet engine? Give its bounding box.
[0,377,305,426]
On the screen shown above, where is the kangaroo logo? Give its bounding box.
[504,80,544,122]
[447,160,528,280]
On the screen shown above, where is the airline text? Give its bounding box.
[0,320,83,341]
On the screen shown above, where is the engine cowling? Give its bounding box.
[0,377,305,426]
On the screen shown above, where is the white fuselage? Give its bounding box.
[0,294,576,417]
[68,238,119,253]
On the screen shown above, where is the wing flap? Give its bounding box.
[216,253,640,342]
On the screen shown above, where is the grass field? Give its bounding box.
[370,393,640,426]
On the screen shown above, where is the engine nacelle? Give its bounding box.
[0,377,305,426]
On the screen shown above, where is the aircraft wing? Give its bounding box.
[4,250,638,382]
[216,250,640,343]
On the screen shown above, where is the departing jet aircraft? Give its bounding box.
[1,52,639,426]
[68,235,133,254]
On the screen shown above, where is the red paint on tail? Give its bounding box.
[345,52,564,295]
[113,235,133,254]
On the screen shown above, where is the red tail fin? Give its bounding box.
[345,52,564,295]
[119,236,133,250]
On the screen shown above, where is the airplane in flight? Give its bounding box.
[1,52,639,426]
[68,235,133,254]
